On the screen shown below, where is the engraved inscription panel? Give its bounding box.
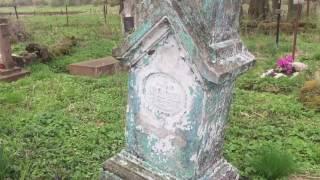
[143,73,186,117]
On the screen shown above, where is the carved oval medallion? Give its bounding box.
[143,73,186,117]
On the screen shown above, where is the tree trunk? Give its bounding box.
[287,0,302,21]
[306,0,310,17]
[103,0,108,24]
[311,0,319,16]
[272,0,278,14]
[248,0,270,20]
[65,4,69,26]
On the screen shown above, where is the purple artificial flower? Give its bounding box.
[276,55,295,75]
[285,55,294,63]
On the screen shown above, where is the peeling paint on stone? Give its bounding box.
[103,1,255,180]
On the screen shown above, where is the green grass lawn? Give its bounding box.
[0,9,320,180]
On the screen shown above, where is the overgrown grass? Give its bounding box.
[0,64,127,179]
[0,6,319,180]
[225,23,320,179]
[251,144,296,180]
[0,147,9,180]
[1,12,125,179]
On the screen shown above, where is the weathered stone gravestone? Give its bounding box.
[0,18,15,69]
[0,18,29,82]
[103,1,255,179]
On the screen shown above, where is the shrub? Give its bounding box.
[251,145,296,180]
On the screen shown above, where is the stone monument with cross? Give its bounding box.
[0,18,30,82]
[102,0,255,179]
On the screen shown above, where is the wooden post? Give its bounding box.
[106,0,108,17]
[65,3,69,26]
[307,0,310,17]
[276,0,282,48]
[292,3,303,60]
[13,1,19,20]
[103,0,107,24]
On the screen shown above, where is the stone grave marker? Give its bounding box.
[0,18,15,69]
[0,18,30,82]
[102,1,255,179]
[68,57,124,78]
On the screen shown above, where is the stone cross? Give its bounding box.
[103,1,255,179]
[0,18,15,69]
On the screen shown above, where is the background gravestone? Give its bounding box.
[0,18,15,69]
[103,1,255,179]
[0,18,30,82]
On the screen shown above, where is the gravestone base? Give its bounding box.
[101,151,175,180]
[0,67,30,82]
[102,151,239,180]
[68,57,127,78]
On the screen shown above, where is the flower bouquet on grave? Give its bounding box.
[261,55,308,78]
[275,55,295,75]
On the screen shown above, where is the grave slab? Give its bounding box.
[68,57,123,77]
[0,68,30,82]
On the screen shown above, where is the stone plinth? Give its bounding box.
[0,67,30,82]
[68,57,124,77]
[102,1,255,180]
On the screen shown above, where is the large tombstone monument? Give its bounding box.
[0,18,29,82]
[103,0,255,179]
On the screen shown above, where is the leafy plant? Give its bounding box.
[251,145,296,180]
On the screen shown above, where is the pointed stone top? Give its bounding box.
[115,0,255,84]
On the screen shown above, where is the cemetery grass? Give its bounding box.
[0,12,319,179]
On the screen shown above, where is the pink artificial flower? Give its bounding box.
[276,55,295,75]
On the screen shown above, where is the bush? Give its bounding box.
[251,145,296,180]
